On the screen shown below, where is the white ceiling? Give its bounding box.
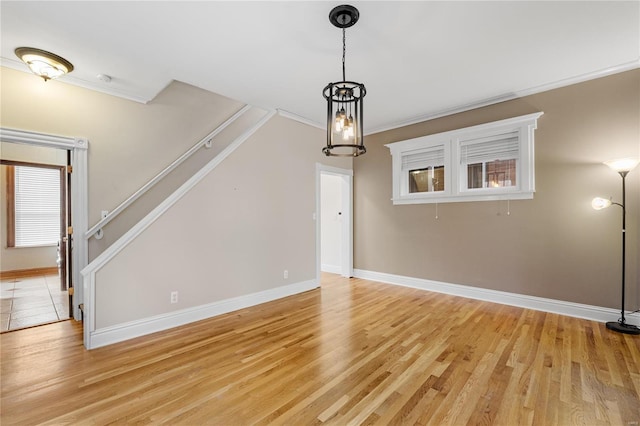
[2,1,639,134]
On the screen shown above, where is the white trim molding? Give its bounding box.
[316,164,354,282]
[353,269,640,327]
[0,127,88,150]
[88,279,318,349]
[277,109,324,130]
[321,264,342,274]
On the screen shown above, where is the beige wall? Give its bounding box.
[0,143,67,272]
[95,115,350,328]
[354,69,640,310]
[1,66,351,329]
[1,67,245,260]
[5,62,635,326]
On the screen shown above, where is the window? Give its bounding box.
[409,167,444,193]
[387,112,543,204]
[401,143,447,195]
[460,130,519,191]
[465,159,516,189]
[6,165,62,247]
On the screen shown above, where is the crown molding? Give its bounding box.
[4,56,638,134]
[277,60,640,137]
[276,109,324,129]
[366,60,640,136]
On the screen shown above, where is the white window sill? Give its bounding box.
[392,191,534,205]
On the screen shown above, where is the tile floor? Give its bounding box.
[1,274,69,332]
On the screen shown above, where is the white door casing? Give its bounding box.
[0,128,88,328]
[316,163,353,282]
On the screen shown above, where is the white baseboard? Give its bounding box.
[353,269,640,327]
[88,279,318,349]
[321,264,341,274]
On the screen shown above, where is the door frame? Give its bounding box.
[1,128,88,323]
[316,163,353,282]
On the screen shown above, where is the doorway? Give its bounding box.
[316,164,353,283]
[0,128,88,338]
[1,157,71,331]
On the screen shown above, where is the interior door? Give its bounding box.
[317,165,354,281]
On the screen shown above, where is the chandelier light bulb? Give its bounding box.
[335,108,346,131]
[348,120,355,137]
[342,126,351,140]
[342,117,354,140]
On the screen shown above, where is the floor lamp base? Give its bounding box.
[606,321,640,335]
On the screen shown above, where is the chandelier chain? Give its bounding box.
[342,27,346,82]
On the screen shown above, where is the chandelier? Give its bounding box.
[323,5,366,157]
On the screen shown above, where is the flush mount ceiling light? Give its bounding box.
[323,5,367,157]
[14,47,74,81]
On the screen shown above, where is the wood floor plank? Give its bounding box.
[1,273,639,425]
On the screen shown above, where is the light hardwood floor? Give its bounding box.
[1,273,639,425]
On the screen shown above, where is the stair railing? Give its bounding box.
[85,104,252,240]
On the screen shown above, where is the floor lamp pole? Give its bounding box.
[606,170,639,334]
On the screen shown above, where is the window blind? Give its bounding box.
[14,166,61,247]
[401,146,445,171]
[460,130,519,164]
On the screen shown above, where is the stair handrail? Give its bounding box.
[85,104,252,239]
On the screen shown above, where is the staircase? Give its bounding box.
[81,105,275,348]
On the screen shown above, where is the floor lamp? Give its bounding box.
[592,157,640,335]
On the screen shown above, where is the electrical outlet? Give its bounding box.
[283,270,289,279]
[170,291,178,304]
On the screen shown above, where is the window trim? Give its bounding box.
[386,112,543,205]
[3,160,65,248]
